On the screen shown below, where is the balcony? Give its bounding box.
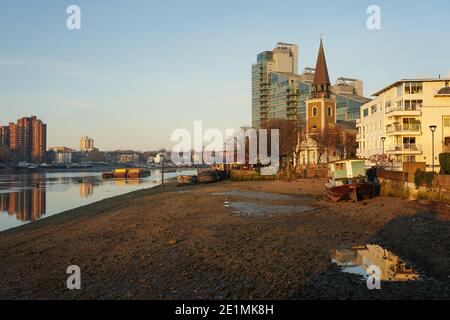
[386,124,421,135]
[387,144,422,154]
[386,105,422,117]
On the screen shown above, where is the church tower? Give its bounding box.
[306,38,336,134]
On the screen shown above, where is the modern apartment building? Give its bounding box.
[251,42,369,128]
[80,136,95,152]
[1,116,47,163]
[252,43,299,128]
[356,79,450,171]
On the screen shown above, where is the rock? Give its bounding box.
[168,239,178,245]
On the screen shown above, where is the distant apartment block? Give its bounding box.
[80,136,95,152]
[118,154,139,164]
[0,116,47,163]
[251,42,369,128]
[356,79,450,171]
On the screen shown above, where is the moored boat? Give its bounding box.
[177,175,197,186]
[197,170,219,184]
[102,168,151,179]
[325,160,378,202]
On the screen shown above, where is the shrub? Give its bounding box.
[439,153,450,174]
[414,169,435,189]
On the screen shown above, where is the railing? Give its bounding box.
[386,124,421,133]
[387,144,422,152]
[386,105,421,114]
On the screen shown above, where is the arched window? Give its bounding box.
[328,106,333,117]
[312,106,318,117]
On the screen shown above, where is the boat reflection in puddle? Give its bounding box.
[331,244,420,281]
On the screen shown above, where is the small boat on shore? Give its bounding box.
[102,168,151,179]
[325,160,378,202]
[177,175,198,186]
[197,170,219,184]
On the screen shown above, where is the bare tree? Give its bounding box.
[262,118,306,176]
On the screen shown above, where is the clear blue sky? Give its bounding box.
[1,0,449,150]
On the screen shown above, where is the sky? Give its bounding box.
[0,0,449,151]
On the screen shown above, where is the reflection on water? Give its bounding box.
[0,169,195,232]
[0,189,46,222]
[332,244,420,281]
[79,182,94,198]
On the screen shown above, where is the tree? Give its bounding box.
[262,118,306,176]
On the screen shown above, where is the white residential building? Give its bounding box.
[357,79,450,171]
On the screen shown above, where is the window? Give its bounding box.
[363,109,369,117]
[327,106,332,117]
[385,100,392,109]
[396,84,403,97]
[404,100,423,110]
[371,105,377,114]
[405,82,423,94]
[312,106,318,117]
[336,163,345,171]
[444,117,450,127]
[445,137,450,147]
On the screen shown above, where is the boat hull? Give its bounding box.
[325,183,376,202]
[177,175,197,186]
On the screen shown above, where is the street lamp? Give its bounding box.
[381,137,386,156]
[429,125,437,173]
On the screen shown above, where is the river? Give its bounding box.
[0,169,195,232]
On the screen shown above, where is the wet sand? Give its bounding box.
[0,179,449,300]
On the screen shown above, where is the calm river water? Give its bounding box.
[0,169,195,232]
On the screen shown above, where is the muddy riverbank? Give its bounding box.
[0,179,448,299]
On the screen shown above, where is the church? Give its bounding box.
[299,38,358,165]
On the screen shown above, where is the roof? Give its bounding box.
[335,93,372,104]
[336,121,357,132]
[373,78,450,96]
[313,38,331,85]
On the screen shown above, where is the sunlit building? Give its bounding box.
[1,116,47,163]
[251,42,369,129]
[80,136,95,152]
[356,78,450,171]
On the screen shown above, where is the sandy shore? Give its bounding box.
[0,179,449,300]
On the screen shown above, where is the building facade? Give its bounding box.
[0,126,10,147]
[299,39,358,165]
[252,43,299,128]
[0,116,47,163]
[356,79,450,171]
[251,43,369,129]
[80,136,95,152]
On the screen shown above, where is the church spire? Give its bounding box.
[312,37,331,98]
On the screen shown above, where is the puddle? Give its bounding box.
[211,190,312,201]
[227,201,314,217]
[331,244,420,281]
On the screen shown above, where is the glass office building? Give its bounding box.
[264,71,370,125]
